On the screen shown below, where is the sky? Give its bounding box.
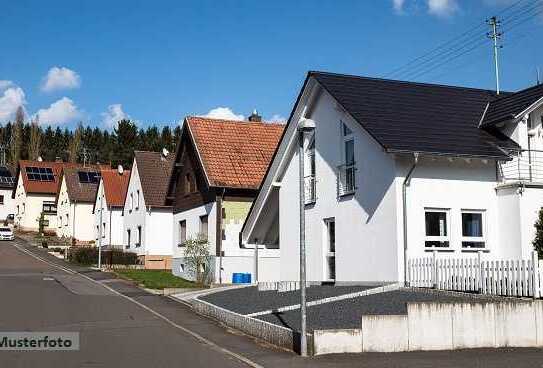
[1,0,542,130]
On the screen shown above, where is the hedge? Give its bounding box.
[67,247,138,266]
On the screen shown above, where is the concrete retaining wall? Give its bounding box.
[192,297,311,353]
[315,300,543,355]
[313,329,362,355]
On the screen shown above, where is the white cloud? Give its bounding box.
[427,0,458,17]
[393,0,405,13]
[267,114,287,124]
[101,104,130,128]
[0,81,26,122]
[202,107,245,121]
[33,97,82,125]
[41,66,81,92]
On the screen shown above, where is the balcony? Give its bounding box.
[337,163,357,197]
[499,149,543,183]
[304,175,316,204]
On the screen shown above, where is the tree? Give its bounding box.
[9,106,24,164]
[113,119,138,168]
[534,208,543,258]
[68,123,83,163]
[183,235,212,285]
[28,116,42,160]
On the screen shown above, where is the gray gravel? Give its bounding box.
[257,289,528,332]
[199,285,377,315]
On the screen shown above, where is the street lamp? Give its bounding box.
[298,118,315,357]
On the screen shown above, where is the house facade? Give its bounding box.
[168,115,284,283]
[123,151,174,269]
[14,160,81,233]
[56,167,101,243]
[0,166,16,221]
[93,168,130,249]
[242,71,543,284]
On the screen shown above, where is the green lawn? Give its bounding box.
[114,269,201,290]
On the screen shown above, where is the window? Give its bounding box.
[126,229,131,249]
[179,264,185,273]
[43,201,57,214]
[22,203,25,214]
[424,209,449,248]
[462,211,486,249]
[324,219,336,281]
[136,190,140,210]
[16,205,19,215]
[185,174,193,194]
[65,214,69,227]
[0,195,4,205]
[199,215,208,239]
[136,226,142,247]
[102,222,106,238]
[96,225,99,240]
[130,193,134,212]
[178,220,186,246]
[338,121,356,195]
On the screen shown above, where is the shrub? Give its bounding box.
[67,247,138,266]
[534,208,543,259]
[184,234,212,285]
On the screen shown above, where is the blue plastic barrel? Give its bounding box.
[243,273,252,283]
[232,273,244,284]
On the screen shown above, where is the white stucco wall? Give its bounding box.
[94,180,125,248]
[123,161,173,256]
[56,178,96,242]
[278,90,400,283]
[14,172,57,232]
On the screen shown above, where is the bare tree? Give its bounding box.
[9,106,24,164]
[28,115,41,160]
[68,123,83,163]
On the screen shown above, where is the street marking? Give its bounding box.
[9,241,265,368]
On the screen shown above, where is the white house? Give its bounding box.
[14,160,87,233]
[56,167,102,243]
[123,151,174,269]
[167,115,284,283]
[242,71,543,284]
[0,166,16,222]
[93,167,130,249]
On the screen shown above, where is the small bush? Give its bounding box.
[67,247,138,266]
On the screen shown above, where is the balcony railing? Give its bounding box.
[337,163,357,197]
[304,175,316,204]
[499,149,543,183]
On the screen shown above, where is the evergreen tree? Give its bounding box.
[160,126,173,152]
[28,116,42,160]
[69,123,83,163]
[113,119,138,168]
[534,208,543,259]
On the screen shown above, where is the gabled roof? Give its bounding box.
[61,167,101,203]
[310,71,517,159]
[100,169,131,207]
[481,84,543,127]
[186,116,285,189]
[16,160,104,195]
[134,151,174,207]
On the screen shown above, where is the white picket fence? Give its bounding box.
[407,251,543,298]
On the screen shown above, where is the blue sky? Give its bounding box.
[1,0,542,129]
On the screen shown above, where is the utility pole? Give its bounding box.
[98,192,103,270]
[487,16,502,95]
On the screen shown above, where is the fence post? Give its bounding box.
[432,251,437,288]
[477,251,482,293]
[532,251,540,299]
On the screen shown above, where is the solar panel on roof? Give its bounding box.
[78,171,100,184]
[25,166,54,181]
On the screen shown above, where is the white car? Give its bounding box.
[0,227,14,241]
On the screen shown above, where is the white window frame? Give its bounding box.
[323,218,336,282]
[136,190,140,210]
[130,193,134,212]
[424,208,450,249]
[178,220,187,247]
[461,209,486,250]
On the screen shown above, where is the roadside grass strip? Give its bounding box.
[114,269,199,290]
[245,283,401,317]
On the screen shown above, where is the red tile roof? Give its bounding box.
[186,116,285,189]
[101,168,131,207]
[17,160,105,195]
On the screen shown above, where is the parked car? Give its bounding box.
[0,227,14,241]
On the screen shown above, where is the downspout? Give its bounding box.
[109,205,112,248]
[216,188,225,284]
[402,152,419,285]
[72,200,76,245]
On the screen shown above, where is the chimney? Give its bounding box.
[161,148,169,161]
[117,165,124,175]
[248,109,262,122]
[55,157,62,163]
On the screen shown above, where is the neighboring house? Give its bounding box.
[56,167,102,243]
[13,160,85,233]
[93,167,131,249]
[167,115,284,283]
[0,166,16,221]
[123,150,174,269]
[242,71,543,284]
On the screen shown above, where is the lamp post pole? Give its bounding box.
[98,192,103,270]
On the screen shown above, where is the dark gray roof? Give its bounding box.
[481,84,543,127]
[310,71,518,159]
[134,151,174,207]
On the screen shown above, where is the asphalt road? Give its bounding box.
[2,238,543,368]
